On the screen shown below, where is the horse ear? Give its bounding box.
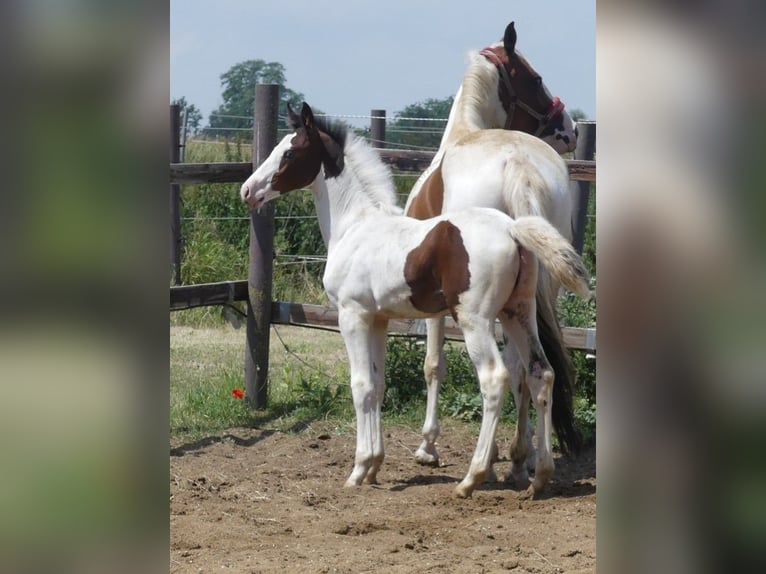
[504,21,517,53]
[301,102,315,130]
[318,131,344,178]
[286,103,301,130]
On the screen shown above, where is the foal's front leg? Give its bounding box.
[339,310,388,487]
[415,316,446,466]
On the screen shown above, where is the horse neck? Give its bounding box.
[409,57,503,201]
[447,55,505,143]
[309,138,399,247]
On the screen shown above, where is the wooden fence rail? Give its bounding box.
[170,281,596,353]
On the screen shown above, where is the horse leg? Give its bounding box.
[500,325,533,487]
[455,318,510,498]
[415,317,446,466]
[514,302,556,495]
[339,310,388,487]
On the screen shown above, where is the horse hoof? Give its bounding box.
[414,447,440,467]
[518,485,536,500]
[454,483,474,499]
[363,474,379,485]
[344,472,365,488]
[531,477,548,494]
[505,468,530,489]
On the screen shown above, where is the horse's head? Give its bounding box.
[481,21,577,153]
[241,103,344,210]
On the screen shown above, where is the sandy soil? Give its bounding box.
[170,419,595,573]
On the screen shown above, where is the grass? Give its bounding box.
[171,322,533,442]
[171,322,355,439]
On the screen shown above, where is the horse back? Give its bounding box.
[405,159,445,220]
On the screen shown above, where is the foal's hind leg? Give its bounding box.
[502,334,536,474]
[415,317,446,466]
[500,332,533,487]
[506,304,556,495]
[454,318,510,498]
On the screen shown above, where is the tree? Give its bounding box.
[171,97,203,137]
[205,60,305,137]
[569,108,588,122]
[385,97,453,150]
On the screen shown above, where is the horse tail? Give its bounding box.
[509,215,591,456]
[510,216,590,300]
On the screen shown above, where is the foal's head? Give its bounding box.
[483,21,578,152]
[241,103,345,210]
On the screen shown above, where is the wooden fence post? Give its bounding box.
[370,109,386,148]
[570,121,596,254]
[245,84,279,409]
[170,104,182,285]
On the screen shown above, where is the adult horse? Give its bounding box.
[240,103,590,497]
[405,21,583,471]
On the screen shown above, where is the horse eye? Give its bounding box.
[533,77,543,87]
[283,150,295,160]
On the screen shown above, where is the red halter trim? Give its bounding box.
[479,46,507,66]
[546,96,565,120]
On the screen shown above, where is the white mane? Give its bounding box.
[455,48,505,135]
[332,133,402,216]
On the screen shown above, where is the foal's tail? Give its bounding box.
[510,216,591,456]
[510,216,591,300]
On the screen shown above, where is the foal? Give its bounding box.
[241,103,590,497]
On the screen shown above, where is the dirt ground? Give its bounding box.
[170,420,595,573]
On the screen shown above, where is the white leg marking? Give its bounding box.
[415,317,446,466]
[455,318,510,498]
[339,310,387,487]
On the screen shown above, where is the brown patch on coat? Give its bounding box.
[405,161,444,220]
[404,221,470,319]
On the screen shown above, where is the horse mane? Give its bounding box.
[314,115,401,215]
[312,114,348,152]
[454,44,540,138]
[454,44,505,134]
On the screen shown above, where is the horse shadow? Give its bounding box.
[170,417,316,457]
[386,444,596,499]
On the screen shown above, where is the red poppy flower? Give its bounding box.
[231,388,245,399]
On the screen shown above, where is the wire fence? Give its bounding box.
[189,111,450,151]
[176,112,595,280]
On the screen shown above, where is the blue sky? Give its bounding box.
[171,1,595,126]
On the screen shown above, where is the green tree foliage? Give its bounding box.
[171,97,203,137]
[206,60,305,137]
[385,97,453,149]
[569,108,588,122]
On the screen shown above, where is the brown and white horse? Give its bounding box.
[240,103,590,497]
[405,22,584,470]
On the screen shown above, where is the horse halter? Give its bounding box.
[479,47,565,135]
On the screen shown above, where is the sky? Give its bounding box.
[170,0,595,127]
